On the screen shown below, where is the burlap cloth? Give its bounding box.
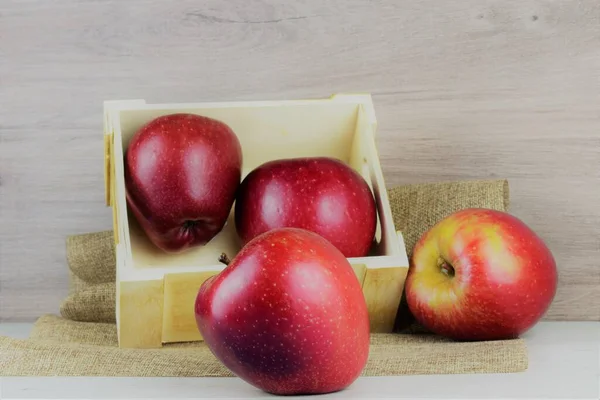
[1,179,527,377]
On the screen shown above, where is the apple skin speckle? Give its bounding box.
[124,113,242,253]
[194,228,371,396]
[234,157,377,258]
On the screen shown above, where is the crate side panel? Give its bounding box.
[362,266,409,333]
[351,263,367,286]
[349,105,402,259]
[348,115,382,257]
[111,111,135,272]
[162,271,219,343]
[118,280,164,348]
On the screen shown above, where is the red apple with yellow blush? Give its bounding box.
[404,208,557,341]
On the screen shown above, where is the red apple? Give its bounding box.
[194,227,370,395]
[234,157,377,258]
[124,113,242,253]
[404,208,558,341]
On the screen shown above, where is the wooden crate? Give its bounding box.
[103,93,410,349]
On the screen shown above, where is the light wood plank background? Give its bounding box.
[1,0,599,322]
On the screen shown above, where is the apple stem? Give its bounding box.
[218,253,231,266]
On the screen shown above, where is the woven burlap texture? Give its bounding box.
[0,179,527,377]
[1,314,527,376]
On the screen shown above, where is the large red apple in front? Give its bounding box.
[194,228,370,395]
[234,157,377,258]
[124,113,242,253]
[405,208,557,341]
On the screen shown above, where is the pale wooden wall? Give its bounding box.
[1,0,598,322]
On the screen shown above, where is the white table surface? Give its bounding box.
[1,321,598,400]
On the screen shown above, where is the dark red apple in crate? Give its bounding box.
[124,113,242,253]
[194,228,370,395]
[234,157,377,258]
[405,208,558,341]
